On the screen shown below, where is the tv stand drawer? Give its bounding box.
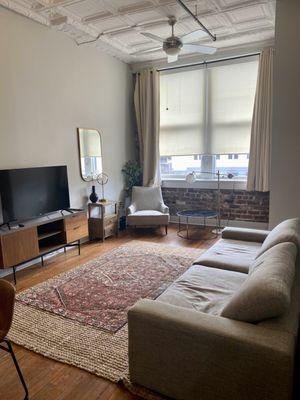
[64,212,88,243]
[64,212,86,228]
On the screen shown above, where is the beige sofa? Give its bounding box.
[128,219,300,400]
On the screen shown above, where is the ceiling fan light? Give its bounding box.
[165,47,181,56]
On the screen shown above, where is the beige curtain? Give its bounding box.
[247,48,273,192]
[134,69,160,186]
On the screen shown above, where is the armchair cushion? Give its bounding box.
[131,186,166,212]
[127,210,169,226]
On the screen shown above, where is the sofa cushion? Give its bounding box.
[193,239,261,274]
[222,227,270,243]
[127,210,169,226]
[256,218,300,258]
[221,242,297,323]
[258,261,300,336]
[158,264,246,316]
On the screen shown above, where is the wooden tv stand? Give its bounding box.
[0,209,88,284]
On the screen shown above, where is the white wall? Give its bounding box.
[269,0,300,227]
[0,6,135,210]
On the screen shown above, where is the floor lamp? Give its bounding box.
[186,170,234,234]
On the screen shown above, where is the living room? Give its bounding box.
[0,0,300,399]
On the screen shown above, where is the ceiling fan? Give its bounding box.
[133,17,217,63]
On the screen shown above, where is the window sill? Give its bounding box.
[162,179,247,190]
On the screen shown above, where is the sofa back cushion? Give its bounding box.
[221,242,297,323]
[256,218,300,259]
[132,186,163,211]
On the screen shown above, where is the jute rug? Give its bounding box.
[8,241,204,382]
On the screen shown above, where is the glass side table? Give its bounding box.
[177,210,218,240]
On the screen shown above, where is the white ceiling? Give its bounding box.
[0,0,276,64]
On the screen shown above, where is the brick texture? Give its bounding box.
[162,187,269,223]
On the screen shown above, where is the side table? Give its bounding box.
[88,201,119,242]
[177,210,218,240]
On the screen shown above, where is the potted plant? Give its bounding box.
[122,160,142,195]
[120,161,142,229]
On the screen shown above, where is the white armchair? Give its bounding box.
[127,186,170,234]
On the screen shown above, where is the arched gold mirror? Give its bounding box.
[77,128,103,181]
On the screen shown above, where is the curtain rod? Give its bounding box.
[134,52,261,74]
[157,52,261,72]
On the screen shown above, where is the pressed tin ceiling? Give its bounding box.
[0,0,275,64]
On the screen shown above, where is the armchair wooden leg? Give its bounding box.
[165,225,168,235]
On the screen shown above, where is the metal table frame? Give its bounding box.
[177,210,218,240]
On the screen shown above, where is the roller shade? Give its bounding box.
[160,69,205,156]
[159,59,258,156]
[208,60,258,154]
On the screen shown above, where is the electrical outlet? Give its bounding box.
[176,200,186,205]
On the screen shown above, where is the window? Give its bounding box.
[159,58,258,180]
[161,154,249,180]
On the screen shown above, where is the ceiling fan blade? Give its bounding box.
[181,29,207,43]
[182,44,217,55]
[168,54,178,63]
[132,46,162,55]
[140,32,164,43]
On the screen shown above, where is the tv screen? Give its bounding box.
[0,166,70,224]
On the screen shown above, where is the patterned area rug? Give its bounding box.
[9,241,204,382]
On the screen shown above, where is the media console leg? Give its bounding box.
[41,256,44,267]
[12,266,17,285]
[64,246,66,254]
[78,240,81,256]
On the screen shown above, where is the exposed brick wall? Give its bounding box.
[162,187,269,223]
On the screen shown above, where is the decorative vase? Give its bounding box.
[89,185,98,203]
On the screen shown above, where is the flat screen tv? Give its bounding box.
[0,166,70,224]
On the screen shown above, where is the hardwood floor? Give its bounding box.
[0,224,217,400]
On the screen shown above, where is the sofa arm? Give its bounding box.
[222,226,270,243]
[127,203,137,215]
[128,299,294,400]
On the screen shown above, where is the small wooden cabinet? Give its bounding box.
[0,209,88,283]
[88,201,119,242]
